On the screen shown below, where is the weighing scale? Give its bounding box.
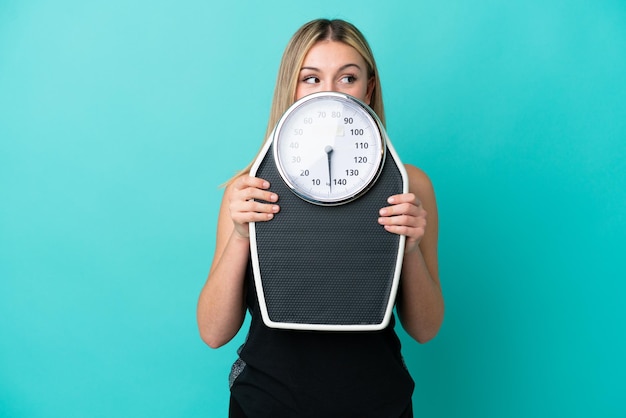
[250,92,408,331]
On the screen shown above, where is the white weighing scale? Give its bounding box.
[250,92,408,331]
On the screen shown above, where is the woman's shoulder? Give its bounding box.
[403,163,434,195]
[221,170,251,196]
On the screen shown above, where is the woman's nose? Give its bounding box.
[327,83,340,93]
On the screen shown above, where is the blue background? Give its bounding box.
[1,1,625,417]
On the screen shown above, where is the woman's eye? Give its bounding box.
[340,75,356,83]
[303,76,319,84]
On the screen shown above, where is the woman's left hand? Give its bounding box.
[378,193,427,254]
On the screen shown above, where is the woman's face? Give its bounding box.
[295,40,375,104]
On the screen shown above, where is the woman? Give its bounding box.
[197,19,444,418]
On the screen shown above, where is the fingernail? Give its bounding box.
[263,181,270,188]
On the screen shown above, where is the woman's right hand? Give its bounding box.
[229,175,280,238]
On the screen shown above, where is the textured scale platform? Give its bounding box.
[251,143,405,330]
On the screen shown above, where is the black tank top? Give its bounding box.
[229,260,415,418]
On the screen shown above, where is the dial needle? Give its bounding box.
[325,145,333,192]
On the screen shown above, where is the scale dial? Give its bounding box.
[273,92,386,205]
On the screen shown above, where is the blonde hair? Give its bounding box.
[227,19,385,184]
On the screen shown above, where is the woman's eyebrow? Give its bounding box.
[299,63,363,72]
[339,63,362,72]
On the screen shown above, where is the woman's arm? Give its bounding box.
[378,164,444,343]
[196,175,280,348]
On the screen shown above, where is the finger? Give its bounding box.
[378,213,426,229]
[231,198,280,218]
[382,223,425,237]
[241,199,280,215]
[382,217,427,239]
[237,187,278,204]
[381,223,427,249]
[231,205,279,228]
[232,180,278,204]
[235,175,271,191]
[387,192,419,206]
[232,209,277,224]
[379,202,421,218]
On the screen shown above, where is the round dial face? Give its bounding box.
[273,92,386,205]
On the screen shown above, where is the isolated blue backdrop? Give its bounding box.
[1,1,624,417]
